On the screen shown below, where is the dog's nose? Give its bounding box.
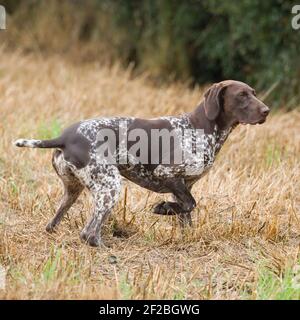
[261,107,270,117]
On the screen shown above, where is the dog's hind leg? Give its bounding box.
[79,164,122,247]
[46,150,84,233]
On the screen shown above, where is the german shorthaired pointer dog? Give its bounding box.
[14,80,270,247]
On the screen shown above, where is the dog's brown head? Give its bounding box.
[203,80,270,126]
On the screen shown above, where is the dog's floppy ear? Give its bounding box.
[203,83,225,120]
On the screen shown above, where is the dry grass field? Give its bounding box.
[0,48,299,299]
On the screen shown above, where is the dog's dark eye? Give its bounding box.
[238,91,248,98]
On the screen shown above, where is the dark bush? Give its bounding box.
[1,0,299,108]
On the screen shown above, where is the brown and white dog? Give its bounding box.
[14,80,270,247]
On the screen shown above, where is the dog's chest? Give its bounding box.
[152,116,230,179]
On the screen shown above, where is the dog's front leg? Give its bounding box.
[153,179,195,227]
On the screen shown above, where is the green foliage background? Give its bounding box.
[1,0,299,108]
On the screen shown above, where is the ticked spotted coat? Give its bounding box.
[14,80,270,246]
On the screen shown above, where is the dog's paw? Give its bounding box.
[46,222,55,233]
[153,201,176,215]
[153,201,167,214]
[80,231,104,248]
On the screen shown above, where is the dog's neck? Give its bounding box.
[188,101,236,131]
[187,100,237,142]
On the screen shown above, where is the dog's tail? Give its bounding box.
[13,137,63,149]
